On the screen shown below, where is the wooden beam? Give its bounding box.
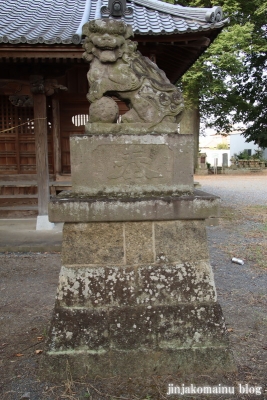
[0,45,84,59]
[33,93,50,215]
[175,37,211,48]
[52,97,61,176]
[0,30,220,59]
[0,79,31,95]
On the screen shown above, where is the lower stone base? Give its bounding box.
[43,218,236,379]
[41,347,236,380]
[43,301,236,379]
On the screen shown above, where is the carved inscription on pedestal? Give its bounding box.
[92,144,172,184]
[70,134,194,195]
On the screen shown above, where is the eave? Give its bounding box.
[0,22,224,83]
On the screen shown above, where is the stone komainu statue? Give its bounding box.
[82,19,184,126]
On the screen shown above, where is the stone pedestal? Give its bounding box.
[44,131,235,379]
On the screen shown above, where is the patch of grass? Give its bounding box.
[221,241,267,269]
[219,206,244,226]
[218,204,267,269]
[42,327,48,338]
[219,205,267,225]
[243,242,267,269]
[241,205,267,223]
[244,223,267,239]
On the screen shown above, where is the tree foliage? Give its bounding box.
[173,0,267,147]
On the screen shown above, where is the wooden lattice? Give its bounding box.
[0,95,53,174]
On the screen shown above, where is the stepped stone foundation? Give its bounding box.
[43,131,236,379]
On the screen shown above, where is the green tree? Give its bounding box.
[176,0,267,147]
[235,2,267,147]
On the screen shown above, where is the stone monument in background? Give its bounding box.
[44,18,235,379]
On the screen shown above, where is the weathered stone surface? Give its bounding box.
[62,222,124,265]
[61,220,210,266]
[109,307,158,350]
[154,220,209,263]
[56,266,106,308]
[48,308,109,351]
[55,261,216,308]
[70,134,193,196]
[105,266,136,306]
[156,303,228,349]
[136,262,216,305]
[45,211,236,377]
[49,190,220,223]
[85,121,180,134]
[107,347,236,376]
[56,265,137,308]
[58,220,215,307]
[88,97,119,123]
[42,346,236,380]
[82,19,184,126]
[46,303,228,352]
[124,222,154,264]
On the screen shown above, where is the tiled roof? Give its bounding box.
[0,0,228,45]
[0,0,87,44]
[119,1,226,35]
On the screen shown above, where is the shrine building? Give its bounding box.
[0,0,228,222]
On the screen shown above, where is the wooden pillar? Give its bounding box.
[52,97,61,176]
[33,93,50,216]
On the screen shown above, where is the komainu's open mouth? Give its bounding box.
[95,45,119,51]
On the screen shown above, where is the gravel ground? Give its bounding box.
[0,174,267,400]
[196,174,267,206]
[200,174,267,399]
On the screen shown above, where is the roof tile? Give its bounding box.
[0,0,228,44]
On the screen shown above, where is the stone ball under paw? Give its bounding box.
[89,97,119,123]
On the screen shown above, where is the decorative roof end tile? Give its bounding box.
[101,0,133,18]
[72,34,81,44]
[205,6,223,23]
